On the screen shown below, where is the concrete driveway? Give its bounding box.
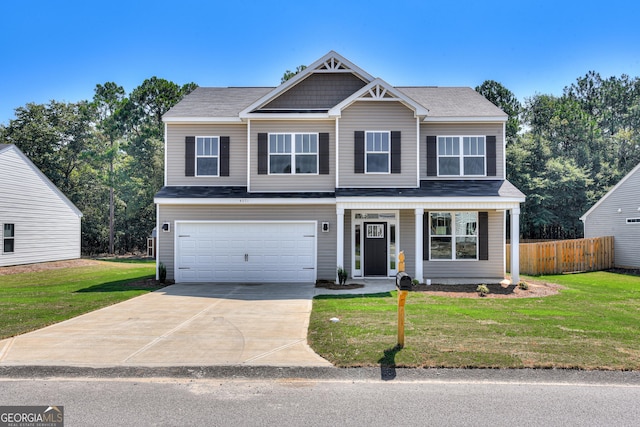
[0,283,332,368]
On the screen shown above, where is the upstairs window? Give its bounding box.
[269,133,318,174]
[3,224,14,253]
[438,136,486,176]
[196,136,219,176]
[366,131,390,173]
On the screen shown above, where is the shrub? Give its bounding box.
[412,279,420,286]
[518,280,529,290]
[337,267,348,285]
[159,262,167,284]
[476,284,490,297]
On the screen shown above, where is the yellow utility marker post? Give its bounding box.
[395,251,413,348]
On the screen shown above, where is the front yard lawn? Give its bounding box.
[0,259,159,339]
[308,271,640,370]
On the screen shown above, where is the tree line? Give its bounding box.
[1,71,639,255]
[0,78,196,255]
[477,72,640,240]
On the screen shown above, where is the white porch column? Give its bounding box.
[510,207,521,284]
[336,207,345,284]
[414,208,424,283]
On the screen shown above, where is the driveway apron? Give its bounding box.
[0,283,331,368]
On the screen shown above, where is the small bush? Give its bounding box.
[518,280,529,290]
[476,284,490,297]
[412,279,420,286]
[159,262,167,284]
[337,267,348,285]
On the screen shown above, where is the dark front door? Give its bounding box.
[364,222,387,276]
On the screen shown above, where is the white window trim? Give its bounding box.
[428,211,478,261]
[437,135,487,177]
[195,136,220,177]
[268,132,319,175]
[365,131,391,174]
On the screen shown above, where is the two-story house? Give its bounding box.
[154,51,525,285]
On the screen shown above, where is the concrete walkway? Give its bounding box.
[0,281,396,368]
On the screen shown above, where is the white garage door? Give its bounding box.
[175,222,316,283]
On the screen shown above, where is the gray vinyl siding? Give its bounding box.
[422,210,505,283]
[339,101,418,188]
[0,148,81,267]
[421,123,505,180]
[158,204,337,280]
[399,209,416,277]
[166,124,247,186]
[250,121,335,192]
[583,167,640,268]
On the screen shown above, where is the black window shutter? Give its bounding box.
[423,212,429,260]
[391,131,401,174]
[185,136,195,177]
[426,136,437,176]
[220,136,230,177]
[479,212,489,260]
[354,131,365,173]
[258,133,268,175]
[486,136,497,176]
[319,133,329,175]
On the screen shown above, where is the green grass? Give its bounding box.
[0,260,158,339]
[308,271,640,370]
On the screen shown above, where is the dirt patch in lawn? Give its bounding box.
[0,259,102,275]
[413,279,563,298]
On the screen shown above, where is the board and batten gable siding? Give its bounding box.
[0,147,81,267]
[157,204,337,280]
[166,124,247,186]
[250,120,335,192]
[583,166,640,268]
[421,123,505,180]
[339,101,418,188]
[422,210,505,281]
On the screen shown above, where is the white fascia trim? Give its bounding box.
[239,51,375,117]
[580,161,640,221]
[328,78,429,118]
[423,116,507,123]
[154,197,336,206]
[239,113,330,120]
[162,117,243,124]
[336,196,524,210]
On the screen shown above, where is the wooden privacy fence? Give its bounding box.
[506,236,614,275]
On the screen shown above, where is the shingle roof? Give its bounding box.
[155,186,335,199]
[163,87,273,118]
[336,180,524,199]
[398,87,507,118]
[163,85,506,120]
[155,181,524,200]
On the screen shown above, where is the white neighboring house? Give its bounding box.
[581,162,640,269]
[0,144,82,267]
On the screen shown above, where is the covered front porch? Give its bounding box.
[334,181,525,285]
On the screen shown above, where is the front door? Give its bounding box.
[364,222,387,276]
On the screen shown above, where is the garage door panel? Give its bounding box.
[176,222,316,283]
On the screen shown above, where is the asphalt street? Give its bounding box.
[1,368,639,426]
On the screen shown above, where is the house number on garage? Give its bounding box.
[366,224,385,239]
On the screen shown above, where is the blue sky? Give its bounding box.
[2,0,639,125]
